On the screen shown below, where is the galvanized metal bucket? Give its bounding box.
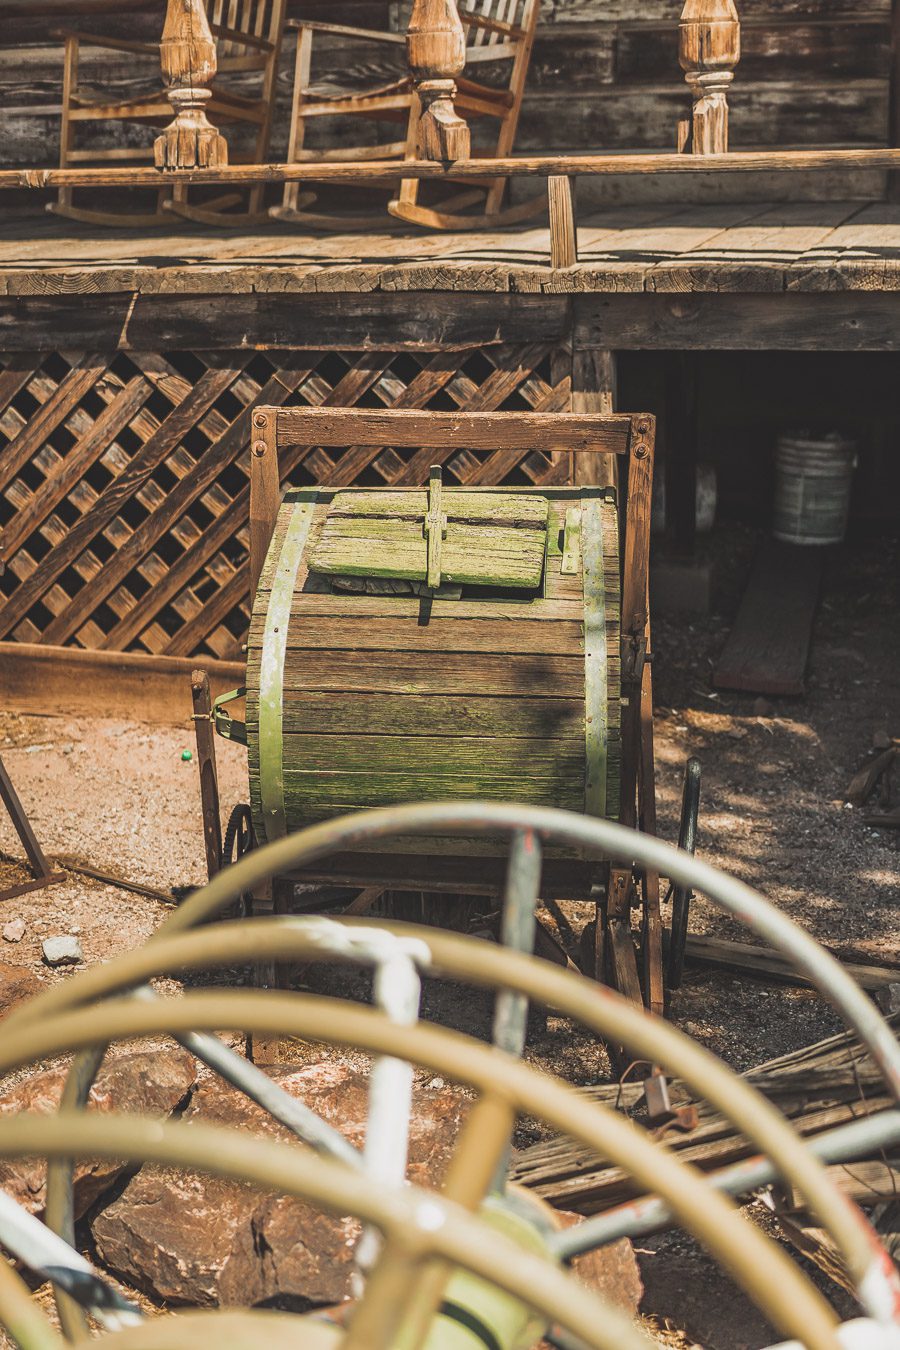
[773,433,857,546]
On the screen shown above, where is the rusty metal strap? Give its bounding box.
[258,491,319,841]
[581,494,608,819]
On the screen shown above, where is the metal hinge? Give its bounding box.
[212,687,248,746]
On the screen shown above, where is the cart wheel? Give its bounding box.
[667,758,701,991]
[222,803,255,919]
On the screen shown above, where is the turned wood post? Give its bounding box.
[406,0,471,161]
[678,0,740,155]
[155,0,228,170]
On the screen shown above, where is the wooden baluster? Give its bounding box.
[406,0,471,161]
[678,0,740,155]
[548,175,577,268]
[155,0,228,170]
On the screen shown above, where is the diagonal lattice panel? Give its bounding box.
[0,344,572,661]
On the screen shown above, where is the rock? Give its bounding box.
[93,1063,469,1308]
[551,1211,643,1314]
[753,697,773,717]
[0,1048,196,1218]
[41,936,83,967]
[0,961,42,1018]
[2,919,25,944]
[875,983,900,1016]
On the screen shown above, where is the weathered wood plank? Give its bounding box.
[254,650,587,695]
[259,615,585,654]
[684,934,900,991]
[270,691,585,737]
[281,768,585,810]
[281,593,582,620]
[321,489,551,523]
[573,292,900,350]
[713,541,825,696]
[276,406,631,452]
[308,521,549,588]
[0,640,243,724]
[0,294,572,352]
[269,734,584,774]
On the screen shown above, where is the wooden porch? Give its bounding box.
[3,198,900,347]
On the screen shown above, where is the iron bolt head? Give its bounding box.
[254,412,268,428]
[252,440,267,457]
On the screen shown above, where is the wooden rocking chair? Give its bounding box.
[49,0,287,229]
[270,0,543,232]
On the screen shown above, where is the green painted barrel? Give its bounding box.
[244,484,621,896]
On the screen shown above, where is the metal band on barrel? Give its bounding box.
[258,490,319,841]
[581,494,608,818]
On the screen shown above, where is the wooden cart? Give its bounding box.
[197,406,670,1013]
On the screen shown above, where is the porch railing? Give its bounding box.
[5,0,900,267]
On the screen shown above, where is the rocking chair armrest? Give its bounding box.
[50,27,158,56]
[286,19,406,45]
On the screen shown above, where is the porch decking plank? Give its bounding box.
[1,202,900,300]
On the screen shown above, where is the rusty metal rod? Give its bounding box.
[130,986,361,1169]
[491,828,542,1192]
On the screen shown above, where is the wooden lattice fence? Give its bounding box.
[0,343,572,661]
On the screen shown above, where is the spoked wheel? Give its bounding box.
[221,804,255,919]
[666,757,702,991]
[9,802,899,1350]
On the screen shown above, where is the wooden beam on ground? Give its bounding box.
[685,934,900,993]
[0,642,243,726]
[714,541,825,696]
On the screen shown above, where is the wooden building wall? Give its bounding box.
[0,0,894,202]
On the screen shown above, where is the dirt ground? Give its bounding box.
[0,522,897,1349]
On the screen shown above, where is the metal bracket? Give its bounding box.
[423,464,448,589]
[213,687,248,746]
[622,630,648,685]
[644,1069,699,1133]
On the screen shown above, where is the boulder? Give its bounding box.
[0,1048,197,1217]
[560,1219,643,1314]
[537,1211,642,1349]
[0,960,41,1018]
[93,1063,470,1308]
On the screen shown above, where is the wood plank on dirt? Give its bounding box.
[684,934,900,992]
[714,540,825,696]
[0,641,243,725]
